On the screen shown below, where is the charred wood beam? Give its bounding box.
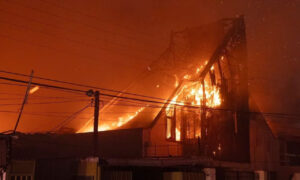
[199,17,244,80]
[149,81,184,128]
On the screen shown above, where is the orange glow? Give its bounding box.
[218,143,222,151]
[183,74,191,80]
[29,86,39,94]
[213,151,216,156]
[165,60,222,141]
[174,75,179,87]
[175,128,181,141]
[79,107,145,132]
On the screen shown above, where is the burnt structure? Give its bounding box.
[2,16,299,180]
[144,16,250,162]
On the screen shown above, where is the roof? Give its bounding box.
[11,128,144,159]
[79,20,226,132]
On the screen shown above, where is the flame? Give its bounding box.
[166,127,181,141]
[175,128,181,141]
[165,60,222,141]
[174,75,179,87]
[100,107,145,131]
[183,74,191,80]
[79,107,145,132]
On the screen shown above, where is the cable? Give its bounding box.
[50,103,92,132]
[0,100,90,106]
[0,110,91,119]
[0,70,171,102]
[0,75,85,93]
[13,70,33,133]
[0,97,89,101]
[0,33,145,70]
[0,8,158,56]
[1,74,300,119]
[38,0,167,41]
[3,0,161,47]
[0,19,154,63]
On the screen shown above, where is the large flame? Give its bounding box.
[79,107,145,132]
[166,62,222,141]
[79,60,221,135]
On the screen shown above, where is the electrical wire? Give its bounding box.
[0,110,91,119]
[3,0,161,47]
[50,103,92,132]
[0,33,145,70]
[0,19,154,63]
[0,75,299,119]
[38,0,167,41]
[0,8,159,56]
[0,100,90,107]
[0,70,171,101]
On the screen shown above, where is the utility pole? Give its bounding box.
[93,91,100,156]
[13,71,34,134]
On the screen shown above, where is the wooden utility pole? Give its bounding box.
[93,91,100,156]
[13,70,34,134]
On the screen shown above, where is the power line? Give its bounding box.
[0,70,169,101]
[3,0,161,47]
[0,110,91,119]
[1,74,300,119]
[0,8,159,56]
[0,8,158,55]
[0,75,85,93]
[0,33,145,70]
[50,103,92,132]
[0,100,90,106]
[0,19,154,63]
[38,0,167,41]
[0,97,88,101]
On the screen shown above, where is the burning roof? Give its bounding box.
[78,20,228,133]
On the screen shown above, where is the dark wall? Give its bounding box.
[0,137,9,168]
[12,129,143,159]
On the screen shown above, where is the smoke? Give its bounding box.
[0,0,299,135]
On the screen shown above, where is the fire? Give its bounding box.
[165,60,222,141]
[175,128,181,141]
[183,74,191,80]
[174,75,179,87]
[79,107,145,132]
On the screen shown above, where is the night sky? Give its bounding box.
[0,0,299,137]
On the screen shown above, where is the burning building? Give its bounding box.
[77,15,250,162]
[1,16,300,180]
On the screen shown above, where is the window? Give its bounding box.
[72,175,94,180]
[10,176,32,180]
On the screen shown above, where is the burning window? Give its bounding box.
[165,60,222,142]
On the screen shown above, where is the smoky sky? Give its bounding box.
[0,0,299,136]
